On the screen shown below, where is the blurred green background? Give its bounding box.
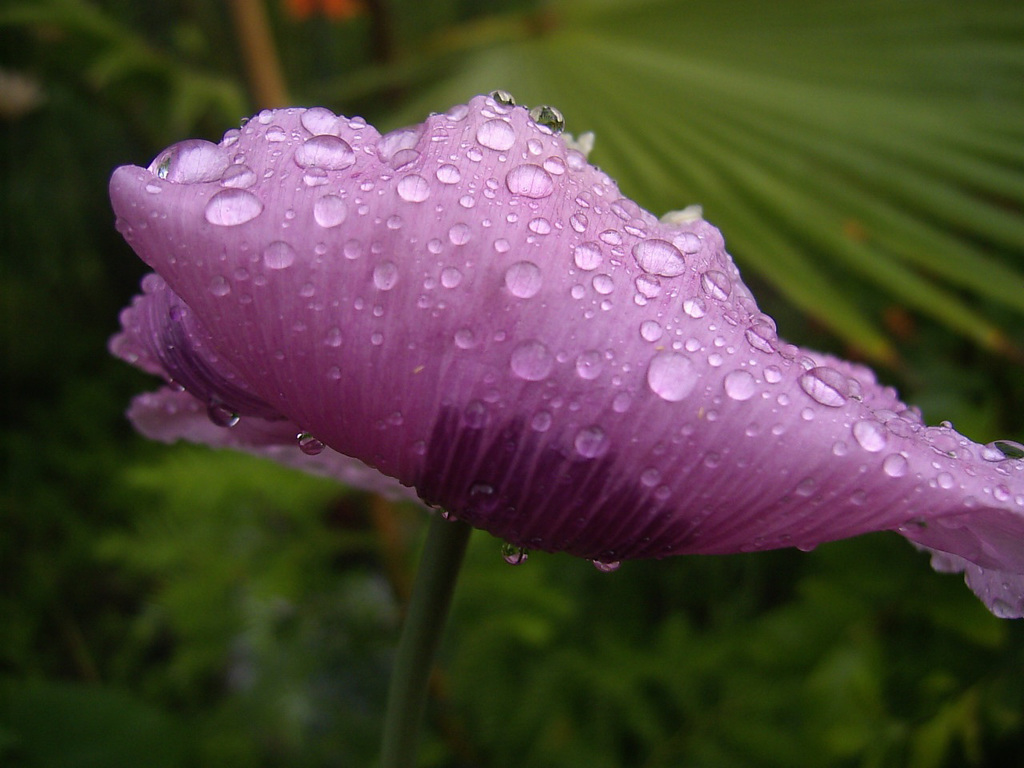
[3,0,1024,766]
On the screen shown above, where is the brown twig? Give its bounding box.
[227,0,290,109]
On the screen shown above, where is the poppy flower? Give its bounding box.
[110,94,1024,618]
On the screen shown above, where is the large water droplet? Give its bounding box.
[373,261,399,291]
[313,194,348,228]
[744,323,777,354]
[204,188,263,226]
[440,266,463,288]
[505,164,554,198]
[262,240,296,269]
[207,399,240,427]
[647,352,698,402]
[574,426,608,458]
[682,297,707,318]
[631,239,686,277]
[723,369,757,401]
[510,340,554,381]
[377,127,422,168]
[700,270,731,301]
[435,164,461,184]
[294,135,355,170]
[297,432,325,455]
[150,140,230,183]
[575,350,603,379]
[852,419,888,452]
[476,119,516,151]
[300,107,343,136]
[397,174,431,203]
[883,453,908,477]
[799,366,849,408]
[504,261,543,298]
[573,242,603,271]
[502,543,529,565]
[448,223,471,245]
[640,320,663,342]
[528,105,565,134]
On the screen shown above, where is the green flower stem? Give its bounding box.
[380,513,472,768]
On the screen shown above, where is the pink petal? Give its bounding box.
[110,94,1024,617]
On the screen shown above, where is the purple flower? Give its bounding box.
[110,94,1024,618]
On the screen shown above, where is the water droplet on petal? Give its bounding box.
[640,320,663,342]
[502,543,529,565]
[373,261,399,290]
[575,350,603,379]
[592,559,621,573]
[262,240,296,269]
[683,297,707,318]
[435,164,461,184]
[723,369,757,401]
[528,104,565,134]
[883,453,908,477]
[300,106,342,136]
[574,426,608,458]
[397,173,431,202]
[764,365,783,384]
[799,366,849,407]
[745,323,777,353]
[440,266,463,288]
[573,242,603,271]
[294,135,355,170]
[448,223,471,245]
[296,432,325,455]
[570,213,588,233]
[150,140,230,183]
[985,440,1024,460]
[510,339,554,381]
[207,400,239,427]
[209,276,231,296]
[313,194,348,228]
[490,89,516,106]
[631,239,686,277]
[647,352,698,402]
[504,261,543,298]
[852,419,888,452]
[700,270,731,301]
[204,188,263,226]
[506,164,554,198]
[476,119,516,151]
[528,217,552,235]
[221,164,257,188]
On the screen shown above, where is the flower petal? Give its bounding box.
[111,94,1024,616]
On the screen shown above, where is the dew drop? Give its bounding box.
[635,274,661,298]
[575,350,603,380]
[207,400,239,427]
[682,297,706,318]
[700,270,731,301]
[454,328,476,349]
[150,140,230,183]
[745,323,777,354]
[647,352,698,402]
[297,432,325,455]
[435,164,461,184]
[476,119,516,151]
[312,194,347,228]
[373,261,399,290]
[262,240,296,269]
[448,223,471,245]
[883,453,908,477]
[294,135,355,170]
[506,164,554,198]
[300,107,342,136]
[204,188,263,226]
[592,274,614,295]
[440,266,463,288]
[209,275,231,296]
[852,419,888,452]
[764,365,782,384]
[640,320,663,342]
[569,213,588,233]
[592,559,621,573]
[574,426,608,458]
[504,261,543,298]
[397,173,431,203]
[723,369,757,401]
[221,164,257,188]
[799,366,849,408]
[502,543,529,565]
[528,217,552,235]
[573,242,603,271]
[631,239,686,277]
[510,339,554,381]
[528,104,565,134]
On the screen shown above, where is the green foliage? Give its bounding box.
[2,0,1024,766]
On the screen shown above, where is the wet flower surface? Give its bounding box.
[111,94,1024,617]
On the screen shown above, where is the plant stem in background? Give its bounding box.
[227,0,290,109]
[380,514,473,768]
